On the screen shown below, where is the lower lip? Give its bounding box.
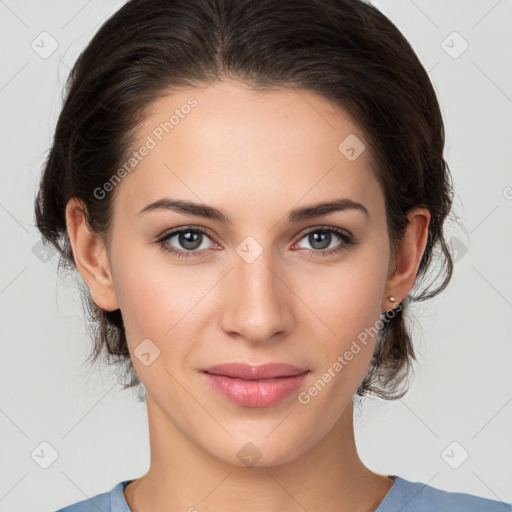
[201,371,309,407]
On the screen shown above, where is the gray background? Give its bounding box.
[0,1,511,510]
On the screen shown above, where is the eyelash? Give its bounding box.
[155,225,355,260]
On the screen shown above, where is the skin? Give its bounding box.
[65,79,430,512]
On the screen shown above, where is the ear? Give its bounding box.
[65,197,119,311]
[382,207,430,312]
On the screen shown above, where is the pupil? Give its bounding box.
[310,231,330,250]
[180,231,201,250]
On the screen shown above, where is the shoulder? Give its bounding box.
[377,475,512,512]
[54,480,132,512]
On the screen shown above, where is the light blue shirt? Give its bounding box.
[55,475,512,511]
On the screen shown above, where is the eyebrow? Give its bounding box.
[138,197,369,223]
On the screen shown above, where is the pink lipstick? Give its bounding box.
[200,363,310,408]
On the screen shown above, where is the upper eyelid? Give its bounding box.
[158,225,216,244]
[297,225,351,238]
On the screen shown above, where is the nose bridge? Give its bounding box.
[220,243,293,342]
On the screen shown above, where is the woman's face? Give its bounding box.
[98,80,399,466]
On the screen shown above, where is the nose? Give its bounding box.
[219,248,295,344]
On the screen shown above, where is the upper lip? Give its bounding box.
[200,363,309,380]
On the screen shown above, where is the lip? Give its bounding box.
[201,362,309,380]
[200,363,310,408]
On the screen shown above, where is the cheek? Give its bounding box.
[112,265,199,390]
[297,249,388,395]
[304,255,387,342]
[111,244,208,336]
[297,281,380,414]
[111,249,223,386]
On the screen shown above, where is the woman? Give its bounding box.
[34,0,511,510]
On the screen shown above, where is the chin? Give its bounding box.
[205,434,307,469]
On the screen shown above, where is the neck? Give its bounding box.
[124,396,393,512]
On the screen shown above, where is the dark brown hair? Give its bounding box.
[34,0,457,401]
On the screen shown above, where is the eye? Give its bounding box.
[292,227,354,257]
[156,225,355,260]
[157,227,217,259]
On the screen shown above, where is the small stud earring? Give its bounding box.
[388,296,395,302]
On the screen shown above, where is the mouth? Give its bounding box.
[199,362,310,380]
[202,373,301,382]
[199,363,310,408]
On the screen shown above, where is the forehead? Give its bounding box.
[112,79,383,221]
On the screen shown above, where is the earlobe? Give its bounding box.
[65,197,119,312]
[382,207,430,310]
